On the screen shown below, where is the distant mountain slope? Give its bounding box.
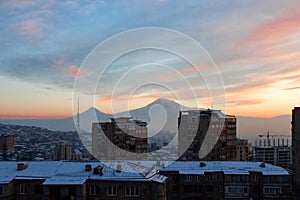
[0,107,112,132]
[237,115,291,140]
[0,99,292,139]
[117,98,191,134]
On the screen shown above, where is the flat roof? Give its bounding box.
[160,161,289,175]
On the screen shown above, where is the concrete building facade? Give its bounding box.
[178,109,237,161]
[253,145,292,169]
[54,142,72,161]
[92,117,148,160]
[0,134,15,160]
[236,139,250,161]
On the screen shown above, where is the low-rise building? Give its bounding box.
[160,161,291,200]
[0,161,167,200]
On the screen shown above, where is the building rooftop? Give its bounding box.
[160,161,289,175]
[0,161,289,186]
[0,161,166,185]
[181,109,228,119]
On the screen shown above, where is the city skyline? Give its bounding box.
[1,1,300,119]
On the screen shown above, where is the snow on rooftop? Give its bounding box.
[160,161,289,175]
[0,161,288,186]
[0,161,167,185]
[0,162,19,184]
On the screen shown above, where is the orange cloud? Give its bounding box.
[283,86,300,91]
[227,99,263,106]
[225,79,272,95]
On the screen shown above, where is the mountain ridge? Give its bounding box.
[0,98,292,139]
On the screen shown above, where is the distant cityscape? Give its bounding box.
[0,105,299,199]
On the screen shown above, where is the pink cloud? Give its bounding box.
[52,56,91,78]
[233,2,300,50]
[63,65,90,78]
[13,9,53,44]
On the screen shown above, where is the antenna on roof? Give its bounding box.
[77,99,80,133]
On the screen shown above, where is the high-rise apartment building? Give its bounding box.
[253,145,292,169]
[292,107,300,198]
[236,139,250,161]
[54,142,72,160]
[92,117,148,160]
[0,134,15,160]
[178,109,237,161]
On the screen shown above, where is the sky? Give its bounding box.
[1,0,300,118]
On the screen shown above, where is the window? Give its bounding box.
[69,187,77,196]
[218,185,223,192]
[217,174,223,181]
[240,176,246,182]
[278,176,289,183]
[207,186,213,192]
[17,184,26,194]
[184,175,192,182]
[90,185,100,195]
[173,174,178,181]
[125,186,140,197]
[265,176,272,182]
[0,186,3,195]
[231,176,238,182]
[253,174,258,182]
[264,187,281,195]
[34,185,43,194]
[184,186,193,193]
[207,174,212,181]
[194,185,203,193]
[195,175,202,182]
[107,185,117,196]
[227,186,248,194]
[172,185,178,192]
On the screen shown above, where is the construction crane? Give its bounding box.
[258,131,291,146]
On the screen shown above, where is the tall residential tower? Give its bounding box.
[292,107,300,198]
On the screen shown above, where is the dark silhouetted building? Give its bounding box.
[292,107,300,198]
[0,161,166,200]
[160,161,291,200]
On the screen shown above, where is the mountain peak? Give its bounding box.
[150,98,178,105]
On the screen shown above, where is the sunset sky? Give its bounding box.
[1,0,300,118]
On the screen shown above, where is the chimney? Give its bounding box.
[259,162,266,168]
[200,162,206,168]
[17,163,26,171]
[116,164,122,172]
[85,164,92,172]
[93,166,103,176]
